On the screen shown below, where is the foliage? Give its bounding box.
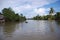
[33,15,55,20]
[2,8,26,22]
[1,7,60,21]
[55,12,60,20]
[49,8,54,14]
[33,15,42,20]
[33,8,55,20]
[49,8,55,20]
[33,15,48,20]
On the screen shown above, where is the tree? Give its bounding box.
[49,8,54,14]
[33,14,42,20]
[2,8,26,22]
[55,12,60,20]
[49,8,54,20]
[2,8,15,21]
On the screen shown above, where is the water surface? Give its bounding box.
[0,20,60,40]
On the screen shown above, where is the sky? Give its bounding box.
[0,0,60,18]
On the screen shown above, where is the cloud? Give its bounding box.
[0,0,58,9]
[34,8,50,16]
[0,0,58,18]
[13,4,32,13]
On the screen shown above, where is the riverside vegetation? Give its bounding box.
[33,8,60,21]
[0,7,60,22]
[1,7,26,22]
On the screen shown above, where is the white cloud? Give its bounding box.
[0,0,58,17]
[0,0,58,9]
[33,8,50,16]
[12,4,32,13]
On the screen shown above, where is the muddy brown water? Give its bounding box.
[0,20,60,40]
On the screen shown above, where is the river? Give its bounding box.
[0,20,60,40]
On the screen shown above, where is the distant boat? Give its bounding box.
[25,21,28,23]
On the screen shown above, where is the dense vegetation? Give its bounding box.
[1,8,26,22]
[33,8,60,20]
[33,15,55,20]
[0,7,60,22]
[55,12,60,20]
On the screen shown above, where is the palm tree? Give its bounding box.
[49,8,54,15]
[49,8,54,20]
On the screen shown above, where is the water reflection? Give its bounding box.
[3,22,16,36]
[56,21,60,26]
[0,23,5,40]
[48,21,55,32]
[0,20,60,40]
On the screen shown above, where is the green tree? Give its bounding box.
[2,8,15,21]
[55,12,60,20]
[49,8,54,14]
[49,8,54,20]
[33,14,42,20]
[2,8,26,22]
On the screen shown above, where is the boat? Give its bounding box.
[25,21,28,23]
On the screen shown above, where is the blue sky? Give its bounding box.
[0,0,60,18]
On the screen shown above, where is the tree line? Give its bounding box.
[0,7,26,22]
[33,8,60,21]
[0,7,60,22]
